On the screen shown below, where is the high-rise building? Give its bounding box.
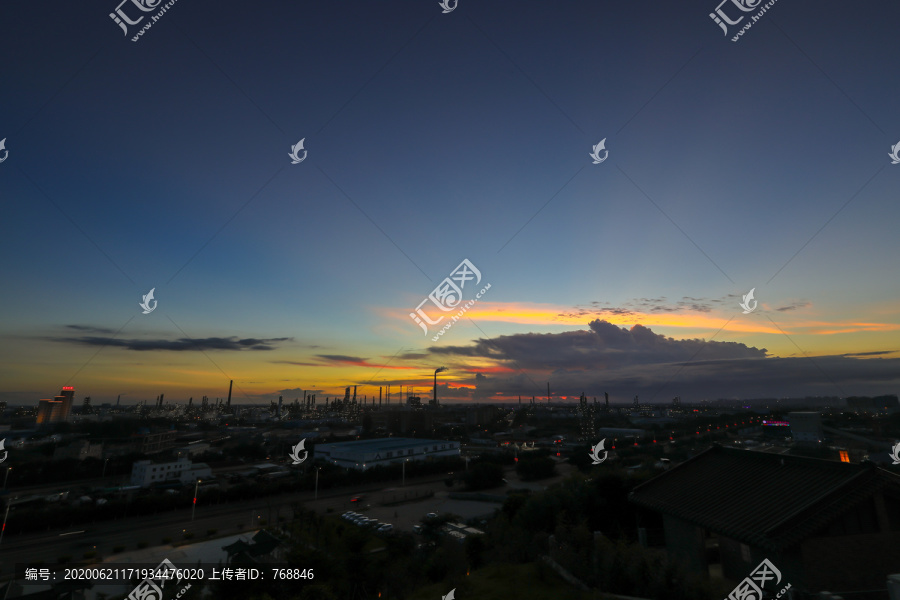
[36,386,74,424]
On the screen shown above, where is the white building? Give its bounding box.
[315,437,459,471]
[130,456,212,487]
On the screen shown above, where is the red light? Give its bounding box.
[62,386,74,390]
[514,457,518,462]
[634,442,638,446]
[669,436,673,440]
[556,452,560,457]
[193,498,197,504]
[653,440,657,443]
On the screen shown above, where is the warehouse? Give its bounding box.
[315,437,459,470]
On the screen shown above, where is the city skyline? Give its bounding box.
[2,1,900,405]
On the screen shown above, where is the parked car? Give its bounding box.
[425,512,438,519]
[350,495,364,504]
[412,525,423,534]
[377,524,393,533]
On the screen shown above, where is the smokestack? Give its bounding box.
[227,380,233,407]
[379,387,382,406]
[434,367,447,405]
[353,386,357,403]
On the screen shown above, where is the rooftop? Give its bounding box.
[316,437,454,453]
[629,445,900,552]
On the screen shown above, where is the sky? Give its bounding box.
[1,0,899,406]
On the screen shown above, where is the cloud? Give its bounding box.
[65,324,117,334]
[51,335,291,351]
[317,355,367,364]
[775,301,811,312]
[426,320,900,400]
[431,319,767,371]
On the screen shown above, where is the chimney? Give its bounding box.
[227,380,233,407]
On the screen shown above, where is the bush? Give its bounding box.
[206,529,217,537]
[113,545,125,553]
[57,556,72,564]
[183,532,194,540]
[137,541,148,549]
[83,551,97,559]
[162,537,172,544]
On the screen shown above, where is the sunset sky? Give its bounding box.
[1,1,899,405]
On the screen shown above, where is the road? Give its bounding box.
[0,469,455,574]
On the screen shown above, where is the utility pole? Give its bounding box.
[0,499,10,547]
[191,479,201,521]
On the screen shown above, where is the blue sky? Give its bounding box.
[1,0,899,404]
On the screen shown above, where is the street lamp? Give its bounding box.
[191,479,201,522]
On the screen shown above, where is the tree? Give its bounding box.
[515,456,556,480]
[463,462,503,490]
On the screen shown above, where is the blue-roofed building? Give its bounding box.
[315,437,459,470]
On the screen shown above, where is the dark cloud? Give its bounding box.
[272,360,320,366]
[429,320,900,400]
[775,301,811,312]
[65,325,117,334]
[431,319,766,371]
[51,335,291,351]
[317,355,366,363]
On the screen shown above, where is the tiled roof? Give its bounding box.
[628,445,900,552]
